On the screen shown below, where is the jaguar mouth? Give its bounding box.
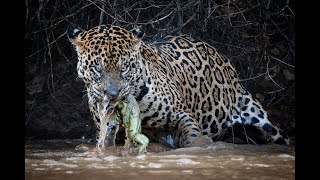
[99,84,130,117]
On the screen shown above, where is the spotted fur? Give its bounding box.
[67,25,290,147]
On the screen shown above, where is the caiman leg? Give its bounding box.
[123,111,149,153]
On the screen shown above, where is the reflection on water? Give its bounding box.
[25,140,294,180]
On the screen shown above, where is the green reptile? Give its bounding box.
[114,94,149,154]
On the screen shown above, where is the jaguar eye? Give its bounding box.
[121,66,127,72]
[120,66,129,77]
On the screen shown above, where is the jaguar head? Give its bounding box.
[67,25,145,101]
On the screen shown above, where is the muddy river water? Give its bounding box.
[25,140,295,180]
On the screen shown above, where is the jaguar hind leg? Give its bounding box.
[221,90,291,145]
[226,107,290,145]
[260,123,290,145]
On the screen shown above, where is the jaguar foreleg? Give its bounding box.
[173,112,203,148]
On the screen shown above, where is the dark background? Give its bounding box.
[24,0,295,143]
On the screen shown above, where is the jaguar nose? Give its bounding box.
[105,85,120,98]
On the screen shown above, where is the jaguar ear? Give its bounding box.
[67,26,84,45]
[131,25,145,39]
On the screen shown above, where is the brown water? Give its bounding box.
[25,140,295,180]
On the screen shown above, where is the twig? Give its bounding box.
[240,131,258,145]
[242,125,250,144]
[87,0,120,23]
[25,32,66,59]
[238,64,280,82]
[99,0,106,25]
[25,94,37,126]
[266,56,285,91]
[140,10,175,25]
[227,0,232,26]
[176,0,183,34]
[231,125,235,147]
[170,14,196,34]
[51,30,73,66]
[27,3,92,35]
[45,28,55,96]
[25,0,29,25]
[267,53,295,68]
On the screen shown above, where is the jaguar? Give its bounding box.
[67,25,290,148]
